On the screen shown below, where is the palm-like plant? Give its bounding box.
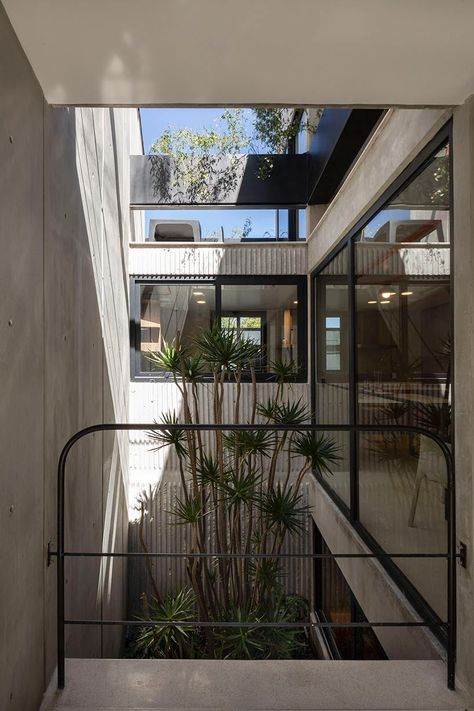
[133,588,198,659]
[137,325,339,659]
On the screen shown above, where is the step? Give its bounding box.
[41,658,469,711]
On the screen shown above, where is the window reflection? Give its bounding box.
[355,142,451,621]
[313,140,451,621]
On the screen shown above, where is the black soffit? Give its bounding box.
[129,109,385,209]
[308,108,385,205]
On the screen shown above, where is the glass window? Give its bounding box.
[298,209,307,239]
[314,246,351,505]
[133,278,306,379]
[139,284,215,373]
[221,283,299,368]
[312,136,451,627]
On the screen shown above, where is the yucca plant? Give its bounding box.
[132,588,198,659]
[140,325,340,659]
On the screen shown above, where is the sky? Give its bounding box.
[139,108,283,239]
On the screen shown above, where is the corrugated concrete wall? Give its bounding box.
[0,6,143,709]
[129,242,307,276]
[128,235,313,615]
[127,381,313,610]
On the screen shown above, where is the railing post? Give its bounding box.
[57,446,66,689]
[446,443,456,690]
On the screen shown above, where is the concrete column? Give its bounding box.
[452,95,474,695]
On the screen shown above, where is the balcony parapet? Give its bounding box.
[129,240,307,276]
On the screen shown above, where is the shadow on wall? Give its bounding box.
[43,105,131,674]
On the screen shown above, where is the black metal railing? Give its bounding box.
[48,423,460,690]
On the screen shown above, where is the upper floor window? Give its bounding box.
[131,276,307,381]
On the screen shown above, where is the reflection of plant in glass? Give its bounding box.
[133,325,339,659]
[430,153,449,204]
[231,217,252,240]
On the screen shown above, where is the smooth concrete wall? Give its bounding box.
[452,95,474,695]
[0,6,143,710]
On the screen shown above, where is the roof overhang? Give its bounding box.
[2,0,474,107]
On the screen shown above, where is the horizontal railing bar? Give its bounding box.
[50,551,452,559]
[75,422,447,432]
[64,619,447,629]
[56,419,456,691]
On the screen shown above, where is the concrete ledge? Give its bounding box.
[43,659,469,710]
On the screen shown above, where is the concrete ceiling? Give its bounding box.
[3,0,474,107]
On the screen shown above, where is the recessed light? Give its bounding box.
[401,291,413,296]
[367,300,377,304]
[381,290,396,299]
[293,300,298,305]
[196,300,206,304]
[193,291,204,296]
[380,300,390,304]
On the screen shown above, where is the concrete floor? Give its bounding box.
[41,659,470,711]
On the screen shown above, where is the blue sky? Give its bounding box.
[139,108,282,239]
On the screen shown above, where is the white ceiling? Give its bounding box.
[4,0,474,107]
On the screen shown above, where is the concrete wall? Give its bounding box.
[310,482,443,660]
[308,108,452,271]
[0,6,143,710]
[452,95,474,695]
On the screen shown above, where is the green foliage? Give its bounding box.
[146,341,184,374]
[257,397,310,425]
[132,588,197,659]
[147,412,188,459]
[269,358,300,384]
[223,429,274,459]
[134,325,339,661]
[292,432,341,474]
[171,494,205,526]
[220,468,261,509]
[196,453,221,486]
[149,108,321,205]
[259,484,310,536]
[195,323,263,372]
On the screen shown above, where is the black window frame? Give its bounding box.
[310,120,454,649]
[130,274,308,382]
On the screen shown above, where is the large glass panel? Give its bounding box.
[314,246,351,505]
[298,209,307,239]
[355,143,450,619]
[277,209,289,239]
[221,283,299,371]
[139,284,215,372]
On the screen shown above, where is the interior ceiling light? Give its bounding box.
[380,300,390,304]
[196,300,206,304]
[367,300,377,304]
[380,289,396,299]
[401,291,413,296]
[293,300,298,304]
[193,291,204,296]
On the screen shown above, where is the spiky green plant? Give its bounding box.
[136,325,340,660]
[132,588,198,659]
[292,432,341,475]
